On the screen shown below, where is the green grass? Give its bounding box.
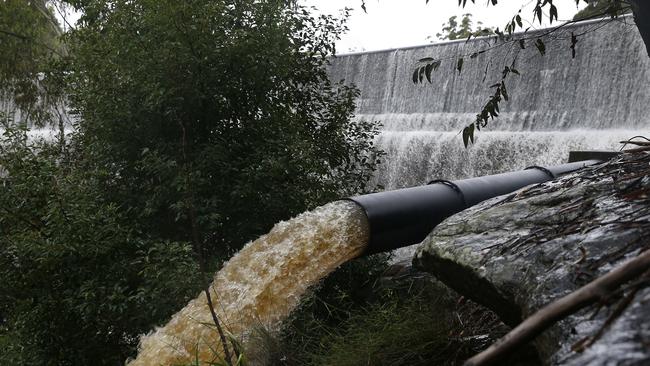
[267,265,513,366]
[307,289,508,366]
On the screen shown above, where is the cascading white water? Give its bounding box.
[128,201,368,366]
[372,129,640,189]
[329,17,650,189]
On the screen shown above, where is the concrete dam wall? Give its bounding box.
[328,17,650,189]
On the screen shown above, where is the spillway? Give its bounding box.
[328,16,650,189]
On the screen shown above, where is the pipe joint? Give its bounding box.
[428,179,468,208]
[348,160,601,255]
[525,165,556,179]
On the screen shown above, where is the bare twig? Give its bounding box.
[464,248,650,366]
[204,287,234,366]
[177,116,234,366]
[618,136,650,151]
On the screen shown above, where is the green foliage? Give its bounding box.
[0,125,201,365]
[434,14,494,41]
[311,297,459,366]
[276,254,390,365]
[413,54,520,148]
[1,0,382,364]
[1,0,643,364]
[462,63,519,147]
[272,269,511,366]
[65,0,381,260]
[573,0,631,21]
[0,0,66,125]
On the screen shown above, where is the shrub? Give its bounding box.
[0,128,201,364]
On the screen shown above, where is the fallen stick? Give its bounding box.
[464,248,650,366]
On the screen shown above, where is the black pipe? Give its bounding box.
[347,160,600,255]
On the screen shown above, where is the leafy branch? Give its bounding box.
[459,63,519,147]
[0,28,64,57]
[410,0,629,146]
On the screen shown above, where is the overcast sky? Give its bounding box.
[301,0,587,53]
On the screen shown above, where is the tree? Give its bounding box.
[433,13,494,41]
[65,0,380,262]
[0,0,65,126]
[573,0,631,20]
[0,0,382,364]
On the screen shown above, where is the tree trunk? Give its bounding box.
[629,0,650,57]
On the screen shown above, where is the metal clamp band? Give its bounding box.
[428,179,468,208]
[525,165,555,179]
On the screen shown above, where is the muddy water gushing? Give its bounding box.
[128,201,368,365]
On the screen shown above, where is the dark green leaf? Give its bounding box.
[535,38,546,56]
[462,125,471,147]
[550,5,558,23]
[570,32,578,59]
[425,63,433,83]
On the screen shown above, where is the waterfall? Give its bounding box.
[329,17,650,189]
[372,129,637,189]
[128,201,368,366]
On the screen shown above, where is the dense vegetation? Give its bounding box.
[573,0,631,20]
[246,262,519,366]
[0,0,382,364]
[433,14,494,41]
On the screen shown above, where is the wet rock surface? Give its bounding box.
[414,152,650,365]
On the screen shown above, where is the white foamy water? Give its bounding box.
[372,129,645,189]
[128,201,368,366]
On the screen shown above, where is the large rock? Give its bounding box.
[414,152,650,365]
